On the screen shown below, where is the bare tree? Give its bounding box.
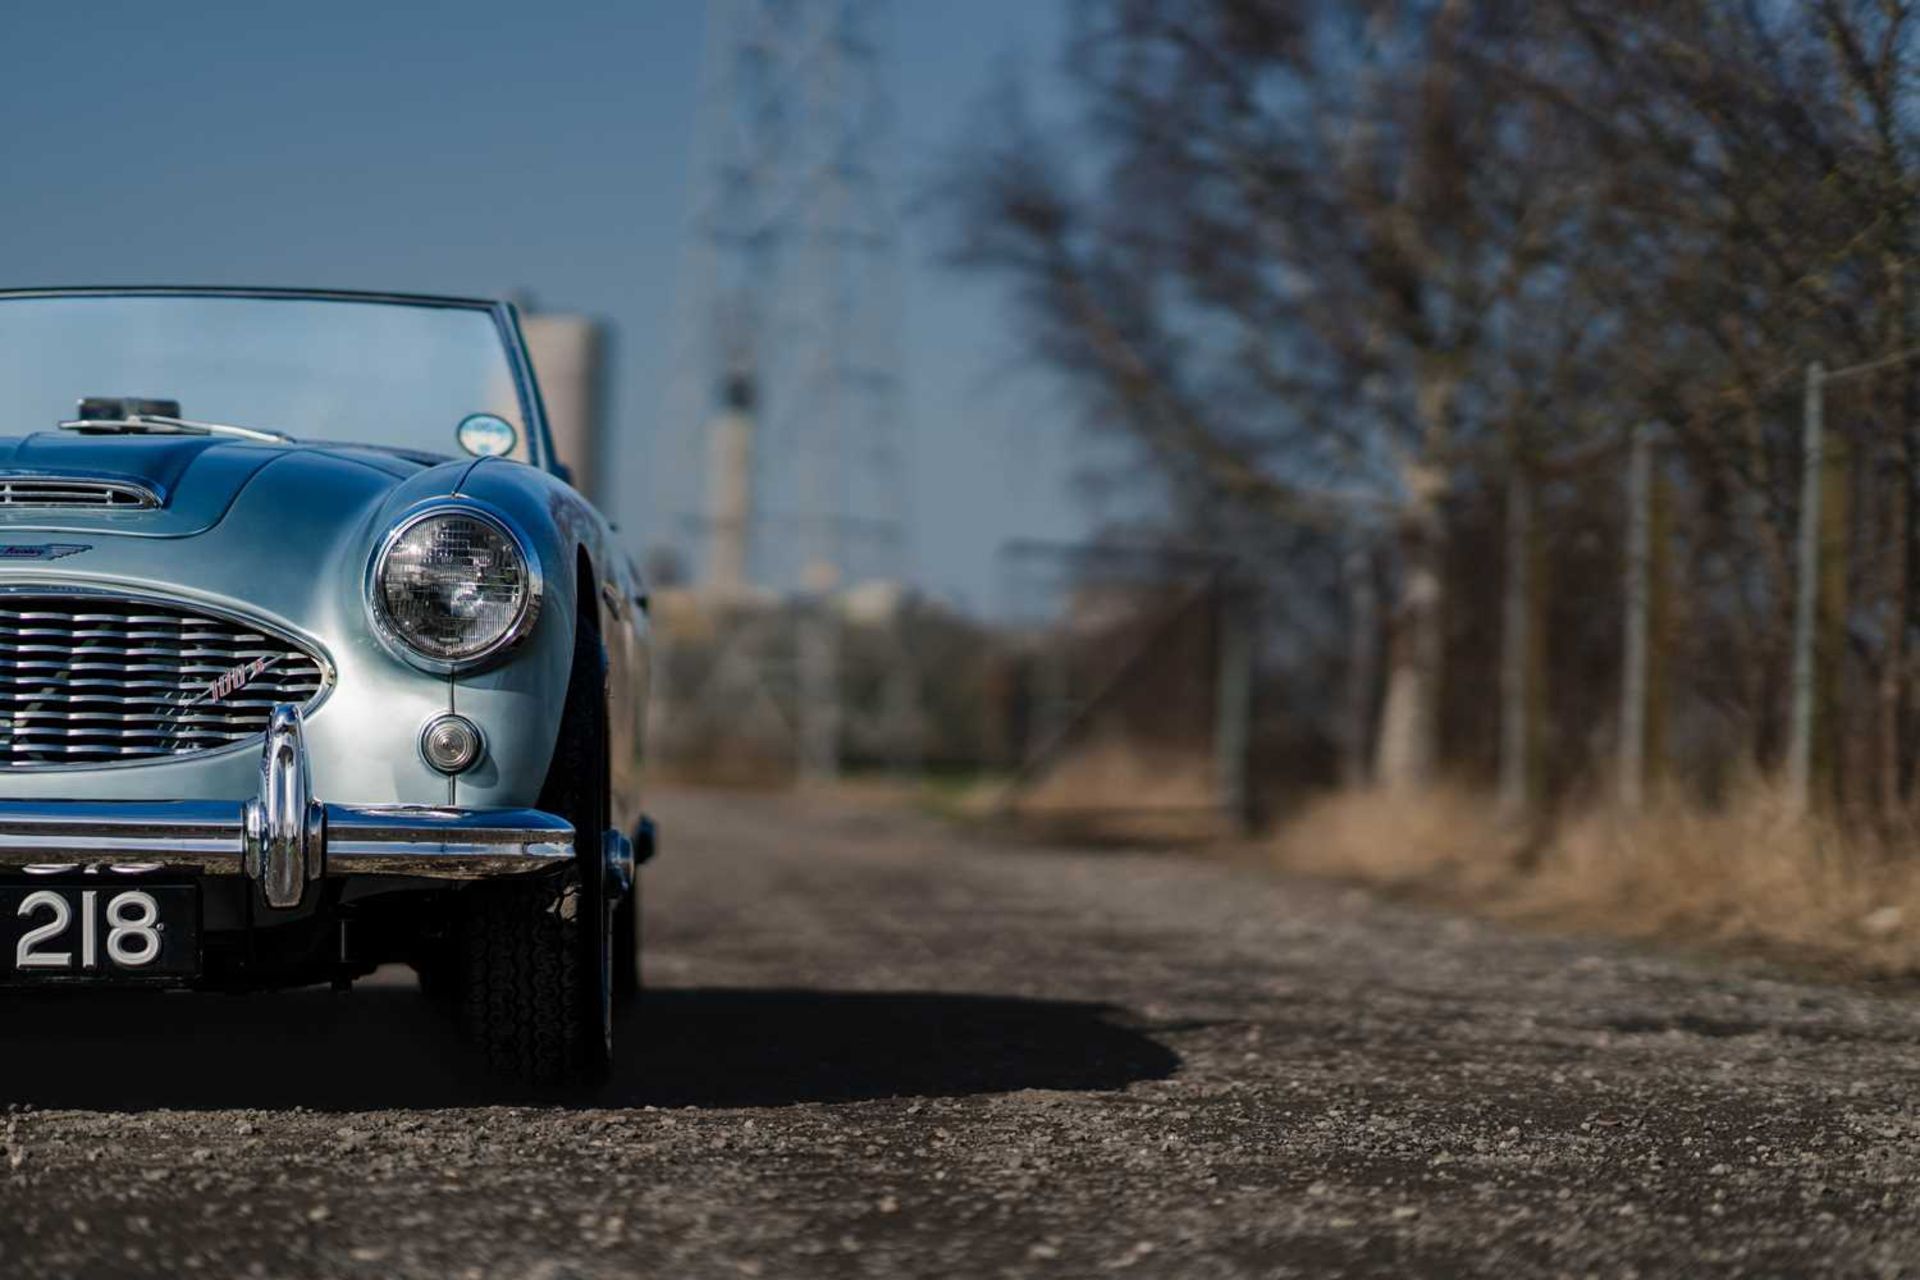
[946,0,1587,790]
[946,0,1920,819]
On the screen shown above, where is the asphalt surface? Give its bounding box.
[3,789,1920,1278]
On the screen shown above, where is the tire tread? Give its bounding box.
[458,872,589,1086]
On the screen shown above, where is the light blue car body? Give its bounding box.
[0,290,649,842]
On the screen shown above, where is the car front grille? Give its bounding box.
[0,594,329,768]
[0,478,158,508]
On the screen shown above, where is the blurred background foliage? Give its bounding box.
[937,0,1920,833]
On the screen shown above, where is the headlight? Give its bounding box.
[370,504,539,668]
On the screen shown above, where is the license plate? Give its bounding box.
[0,884,199,982]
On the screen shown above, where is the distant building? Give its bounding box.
[520,311,610,504]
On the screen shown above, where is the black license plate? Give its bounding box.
[0,884,199,982]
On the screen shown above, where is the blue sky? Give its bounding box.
[0,1,1084,612]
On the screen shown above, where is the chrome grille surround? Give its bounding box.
[0,477,159,509]
[0,590,331,769]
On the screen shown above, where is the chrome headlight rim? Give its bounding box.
[366,497,544,675]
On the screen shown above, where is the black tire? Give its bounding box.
[453,585,614,1086]
[457,868,601,1086]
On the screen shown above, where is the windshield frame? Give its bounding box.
[0,286,558,472]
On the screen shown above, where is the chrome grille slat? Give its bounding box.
[0,621,250,631]
[8,702,321,720]
[0,664,290,676]
[0,689,321,703]
[14,612,208,623]
[2,683,321,695]
[2,644,277,657]
[0,595,328,768]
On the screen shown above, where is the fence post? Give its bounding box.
[1619,423,1653,813]
[1214,580,1254,833]
[1787,361,1825,814]
[797,592,842,782]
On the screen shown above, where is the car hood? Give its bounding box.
[0,436,496,808]
[0,432,485,667]
[0,433,434,538]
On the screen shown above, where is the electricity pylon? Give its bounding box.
[656,0,913,780]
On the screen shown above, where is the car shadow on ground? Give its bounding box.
[0,977,1180,1111]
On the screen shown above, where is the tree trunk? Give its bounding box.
[1787,364,1824,812]
[1896,391,1912,805]
[1646,459,1673,802]
[1815,427,1852,810]
[1498,463,1533,820]
[1619,423,1653,813]
[1374,461,1447,792]
[1342,544,1378,788]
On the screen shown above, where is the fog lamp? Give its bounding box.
[420,713,485,775]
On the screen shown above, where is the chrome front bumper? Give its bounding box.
[0,706,572,909]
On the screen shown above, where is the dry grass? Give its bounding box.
[1274,783,1920,977]
[1276,783,1517,890]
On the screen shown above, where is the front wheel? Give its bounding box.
[456,868,611,1087]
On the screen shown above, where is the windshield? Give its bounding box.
[0,293,538,463]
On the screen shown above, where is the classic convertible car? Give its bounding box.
[0,287,649,1085]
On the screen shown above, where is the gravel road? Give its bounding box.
[3,789,1920,1278]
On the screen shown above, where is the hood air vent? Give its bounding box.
[0,477,158,509]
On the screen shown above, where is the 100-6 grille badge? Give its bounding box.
[192,654,280,706]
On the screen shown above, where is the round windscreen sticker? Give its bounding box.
[456,413,519,458]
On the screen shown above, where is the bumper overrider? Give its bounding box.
[0,705,577,909]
